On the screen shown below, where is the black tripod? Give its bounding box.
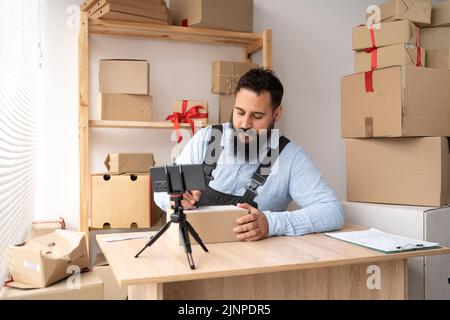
[135,194,209,270]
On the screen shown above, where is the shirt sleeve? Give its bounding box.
[263,147,344,237]
[153,127,211,211]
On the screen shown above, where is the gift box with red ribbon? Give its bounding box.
[166,100,209,143]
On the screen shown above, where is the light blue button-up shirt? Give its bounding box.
[154,123,344,237]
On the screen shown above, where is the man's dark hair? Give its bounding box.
[236,68,284,110]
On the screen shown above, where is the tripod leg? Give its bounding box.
[135,221,172,258]
[179,223,196,270]
[185,221,209,253]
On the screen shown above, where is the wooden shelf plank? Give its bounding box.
[89,19,263,49]
[89,120,212,129]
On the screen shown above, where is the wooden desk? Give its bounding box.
[97,226,450,300]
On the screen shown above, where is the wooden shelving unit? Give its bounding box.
[78,12,273,240]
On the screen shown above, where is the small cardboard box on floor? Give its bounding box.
[170,0,253,32]
[372,0,432,27]
[212,61,259,95]
[431,0,450,27]
[341,66,450,138]
[354,43,424,73]
[99,59,149,95]
[7,230,89,289]
[352,20,420,51]
[426,48,450,69]
[421,27,450,49]
[346,137,450,207]
[1,271,103,300]
[98,93,153,122]
[104,153,155,175]
[90,173,152,229]
[167,205,248,245]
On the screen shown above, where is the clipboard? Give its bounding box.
[325,228,441,254]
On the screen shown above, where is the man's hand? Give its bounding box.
[170,190,201,210]
[233,203,269,242]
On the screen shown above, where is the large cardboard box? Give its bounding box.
[98,93,153,122]
[219,94,235,123]
[426,48,450,69]
[93,265,127,300]
[354,43,424,73]
[25,218,66,242]
[341,66,450,138]
[170,0,253,32]
[91,173,152,229]
[373,0,432,27]
[431,0,450,27]
[7,230,89,289]
[421,27,450,49]
[104,153,155,175]
[171,100,208,125]
[0,271,103,300]
[342,201,450,300]
[99,60,149,95]
[352,20,419,51]
[346,137,450,207]
[212,61,259,95]
[167,205,249,245]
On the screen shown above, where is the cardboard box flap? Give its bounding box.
[104,153,155,174]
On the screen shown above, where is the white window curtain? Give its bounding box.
[0,0,41,283]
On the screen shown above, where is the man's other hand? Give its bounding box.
[233,203,269,241]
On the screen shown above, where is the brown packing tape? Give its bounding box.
[365,117,374,137]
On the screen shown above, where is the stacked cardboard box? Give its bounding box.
[423,1,450,69]
[211,61,259,123]
[343,0,450,207]
[81,0,172,25]
[98,59,153,122]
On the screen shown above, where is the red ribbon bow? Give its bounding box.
[166,100,208,143]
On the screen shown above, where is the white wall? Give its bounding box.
[38,0,424,230]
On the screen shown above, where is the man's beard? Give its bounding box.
[229,114,275,163]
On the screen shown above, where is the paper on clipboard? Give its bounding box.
[325,228,440,254]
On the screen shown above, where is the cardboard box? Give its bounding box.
[93,265,127,300]
[212,61,259,95]
[346,137,450,207]
[98,93,153,122]
[219,94,235,123]
[373,0,432,27]
[90,0,170,22]
[342,201,450,300]
[421,27,450,49]
[341,66,450,138]
[104,153,155,175]
[352,20,419,51]
[431,0,450,27]
[7,230,89,289]
[91,174,152,229]
[25,218,66,242]
[172,100,208,125]
[426,48,450,69]
[91,4,169,25]
[170,0,253,32]
[0,271,103,300]
[354,44,424,73]
[99,60,149,95]
[167,205,249,245]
